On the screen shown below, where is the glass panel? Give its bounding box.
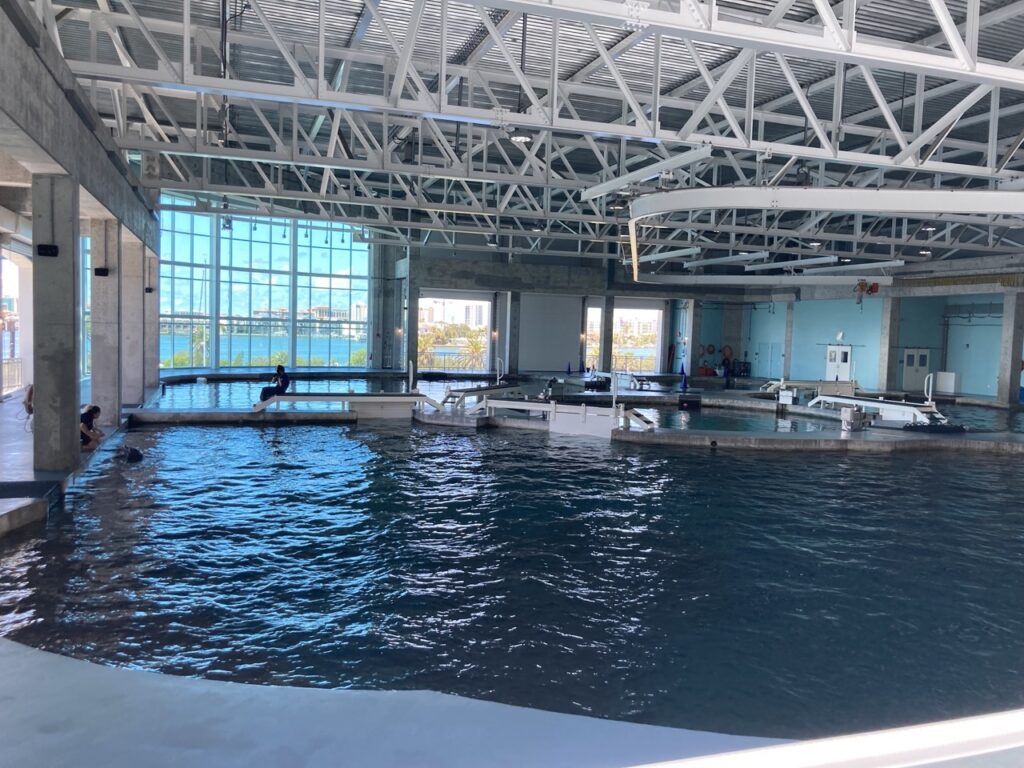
[159,194,368,370]
[417,296,491,372]
[585,306,602,370]
[612,308,662,373]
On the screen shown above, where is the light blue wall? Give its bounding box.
[791,298,883,389]
[742,302,787,378]
[944,294,1003,396]
[895,297,946,389]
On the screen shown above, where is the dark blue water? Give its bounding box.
[2,425,1024,739]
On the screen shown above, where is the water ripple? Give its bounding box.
[1,425,1024,739]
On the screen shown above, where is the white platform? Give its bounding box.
[0,639,777,768]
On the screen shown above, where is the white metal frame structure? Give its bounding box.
[26,0,1024,280]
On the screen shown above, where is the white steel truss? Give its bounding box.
[28,0,1024,278]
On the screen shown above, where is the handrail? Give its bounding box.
[625,409,656,431]
[495,357,505,385]
[624,707,1024,768]
[251,392,433,413]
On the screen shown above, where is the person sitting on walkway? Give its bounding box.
[80,405,104,451]
[258,365,290,404]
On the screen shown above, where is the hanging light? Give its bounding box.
[509,127,532,144]
[506,15,532,146]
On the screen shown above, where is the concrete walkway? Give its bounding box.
[0,640,775,768]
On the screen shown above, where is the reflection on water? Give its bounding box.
[154,378,483,410]
[638,407,836,433]
[3,426,1024,739]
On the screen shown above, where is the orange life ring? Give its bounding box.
[706,344,716,355]
[721,345,734,359]
[23,384,33,416]
[698,344,706,355]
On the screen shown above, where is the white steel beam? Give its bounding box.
[744,255,839,270]
[802,259,906,273]
[681,251,770,268]
[636,274,895,286]
[581,146,713,201]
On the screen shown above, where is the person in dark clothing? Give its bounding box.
[80,405,104,450]
[258,365,290,403]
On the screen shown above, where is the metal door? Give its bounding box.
[902,348,930,392]
[825,344,852,381]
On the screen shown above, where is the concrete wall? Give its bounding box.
[0,2,157,249]
[944,294,1003,397]
[696,303,724,368]
[791,298,883,389]
[518,293,582,372]
[743,302,788,379]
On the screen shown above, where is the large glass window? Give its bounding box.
[612,307,662,372]
[295,221,369,367]
[158,196,368,369]
[417,296,490,372]
[80,236,92,380]
[0,254,22,394]
[219,217,291,367]
[585,306,602,370]
[159,200,212,368]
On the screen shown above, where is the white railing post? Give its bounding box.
[408,358,416,392]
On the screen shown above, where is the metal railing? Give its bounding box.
[2,358,22,394]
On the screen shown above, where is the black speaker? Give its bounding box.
[144,287,154,293]
[93,267,110,277]
[35,244,59,258]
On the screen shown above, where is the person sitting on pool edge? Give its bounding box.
[80,405,104,451]
[258,365,290,404]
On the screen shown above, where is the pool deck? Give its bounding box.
[0,394,67,500]
[0,639,777,768]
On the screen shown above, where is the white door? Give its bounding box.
[902,348,931,392]
[825,344,852,381]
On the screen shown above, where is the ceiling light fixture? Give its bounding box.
[922,225,937,232]
[919,249,932,256]
[507,14,532,146]
[509,127,532,144]
[808,240,822,247]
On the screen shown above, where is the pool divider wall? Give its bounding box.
[128,394,1024,455]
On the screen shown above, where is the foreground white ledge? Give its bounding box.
[0,640,775,768]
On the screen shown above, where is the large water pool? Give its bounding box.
[3,425,1023,740]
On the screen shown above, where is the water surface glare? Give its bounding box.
[2,425,1024,739]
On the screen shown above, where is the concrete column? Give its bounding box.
[89,219,121,426]
[684,300,702,377]
[599,295,614,372]
[31,174,80,472]
[660,300,673,373]
[505,291,521,375]
[783,301,795,379]
[143,252,159,391]
[997,292,1024,406]
[404,280,418,373]
[877,296,901,393]
[722,305,743,359]
[121,239,144,406]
